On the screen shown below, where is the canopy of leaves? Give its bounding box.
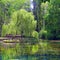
[2,9,37,36]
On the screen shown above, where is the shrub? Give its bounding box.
[32,31,39,39]
[39,29,47,39]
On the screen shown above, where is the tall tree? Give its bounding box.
[41,1,49,29]
[2,9,37,36]
[0,0,5,36]
[33,0,50,32]
[45,0,60,39]
[0,0,29,36]
[33,0,42,32]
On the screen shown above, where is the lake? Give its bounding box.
[0,40,60,60]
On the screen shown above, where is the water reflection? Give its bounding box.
[6,54,60,60]
[0,55,2,60]
[0,40,60,60]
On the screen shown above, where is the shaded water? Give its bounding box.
[0,40,60,60]
[14,54,60,60]
[1,54,60,60]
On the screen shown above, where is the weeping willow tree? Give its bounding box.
[0,0,29,36]
[2,9,37,36]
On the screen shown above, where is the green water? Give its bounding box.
[0,41,60,60]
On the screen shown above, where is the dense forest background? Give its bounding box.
[0,0,60,40]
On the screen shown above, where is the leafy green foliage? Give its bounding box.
[32,31,39,39]
[2,24,8,36]
[0,0,29,36]
[0,1,5,36]
[41,1,49,29]
[1,0,60,40]
[39,29,47,39]
[45,0,60,39]
[2,9,36,36]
